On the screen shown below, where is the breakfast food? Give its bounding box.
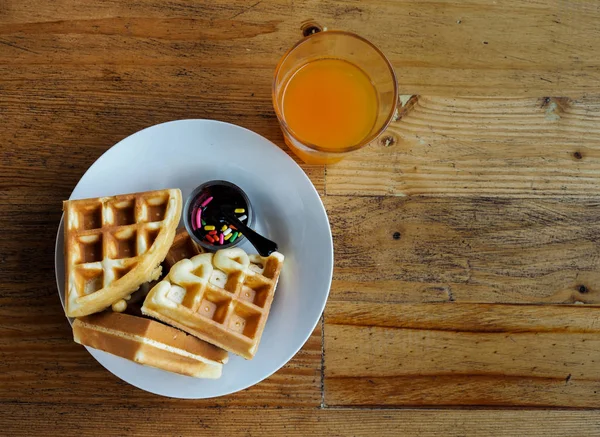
[164,228,204,270]
[141,248,284,359]
[63,189,182,317]
[73,311,228,378]
[187,182,250,249]
[110,280,158,314]
[111,228,202,314]
[64,185,284,381]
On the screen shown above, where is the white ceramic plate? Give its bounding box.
[54,119,333,398]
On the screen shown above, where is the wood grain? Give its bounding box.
[0,293,322,407]
[2,404,600,437]
[326,301,600,333]
[327,96,600,197]
[324,302,600,407]
[326,195,600,304]
[3,0,600,433]
[0,64,325,196]
[1,0,600,96]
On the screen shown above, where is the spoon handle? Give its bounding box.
[223,211,278,257]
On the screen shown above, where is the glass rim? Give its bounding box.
[272,30,399,154]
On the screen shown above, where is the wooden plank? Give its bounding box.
[326,301,600,333]
[0,295,322,407]
[324,302,600,407]
[1,0,599,96]
[326,96,600,197]
[325,196,600,304]
[0,65,325,196]
[2,404,600,437]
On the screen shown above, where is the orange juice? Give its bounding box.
[280,59,378,150]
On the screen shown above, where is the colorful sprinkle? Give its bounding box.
[195,193,207,206]
[189,186,250,247]
[200,196,213,207]
[195,208,202,230]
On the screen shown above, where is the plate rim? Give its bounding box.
[54,118,333,398]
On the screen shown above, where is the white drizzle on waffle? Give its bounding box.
[142,248,284,359]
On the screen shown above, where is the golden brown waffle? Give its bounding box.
[73,311,228,379]
[142,248,284,359]
[111,228,204,316]
[64,189,182,317]
[111,229,201,314]
[164,228,204,271]
[111,280,158,314]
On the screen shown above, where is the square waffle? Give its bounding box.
[73,311,228,379]
[111,228,203,315]
[63,189,182,317]
[142,248,284,359]
[164,228,204,271]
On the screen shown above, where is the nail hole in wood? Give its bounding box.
[301,22,323,37]
[574,151,582,160]
[381,136,395,147]
[393,232,401,240]
[579,285,588,294]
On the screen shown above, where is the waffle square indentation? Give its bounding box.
[198,288,232,324]
[229,302,262,339]
[113,264,134,281]
[77,234,103,264]
[108,199,136,226]
[260,258,281,280]
[142,195,169,223]
[77,203,102,231]
[75,268,103,296]
[108,228,137,259]
[239,280,271,308]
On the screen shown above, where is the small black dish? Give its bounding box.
[183,180,278,256]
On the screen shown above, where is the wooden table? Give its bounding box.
[2,1,600,435]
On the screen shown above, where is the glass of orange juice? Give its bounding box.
[272,30,398,165]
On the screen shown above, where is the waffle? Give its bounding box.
[64,189,182,317]
[73,311,228,378]
[111,280,158,314]
[142,248,284,359]
[111,228,203,314]
[164,228,204,271]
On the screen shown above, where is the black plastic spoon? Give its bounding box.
[219,205,278,257]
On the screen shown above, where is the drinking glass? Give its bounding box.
[272,31,398,165]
